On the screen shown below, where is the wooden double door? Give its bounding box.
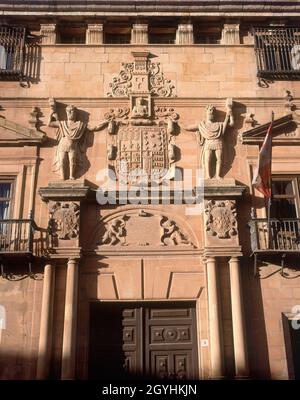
[89,301,199,380]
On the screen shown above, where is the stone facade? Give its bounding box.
[0,1,300,381]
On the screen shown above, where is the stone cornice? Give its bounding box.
[1,0,300,17]
[1,97,299,109]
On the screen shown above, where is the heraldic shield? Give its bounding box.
[116,125,171,182]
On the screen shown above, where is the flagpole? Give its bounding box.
[267,111,274,247]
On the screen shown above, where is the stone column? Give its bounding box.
[86,24,103,44]
[229,257,249,377]
[206,257,224,378]
[40,24,57,45]
[61,258,79,380]
[176,24,194,44]
[131,24,148,44]
[36,263,55,379]
[221,24,240,45]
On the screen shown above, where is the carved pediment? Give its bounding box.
[239,113,300,145]
[0,115,45,146]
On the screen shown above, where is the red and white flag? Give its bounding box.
[252,118,273,198]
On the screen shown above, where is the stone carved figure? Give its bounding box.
[132,97,148,119]
[49,202,80,240]
[101,217,127,246]
[160,217,191,246]
[48,100,108,180]
[205,200,237,238]
[185,99,234,179]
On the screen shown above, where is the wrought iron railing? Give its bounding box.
[0,219,49,257]
[248,218,300,253]
[0,24,41,83]
[253,27,300,79]
[0,25,26,78]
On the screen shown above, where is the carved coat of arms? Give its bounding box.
[49,202,80,240]
[205,200,237,239]
[105,51,178,183]
[117,125,170,181]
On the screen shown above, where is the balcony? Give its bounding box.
[253,27,300,80]
[248,218,300,275]
[0,218,49,279]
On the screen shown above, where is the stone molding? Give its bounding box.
[38,180,90,202]
[2,1,299,16]
[0,115,45,146]
[240,112,300,145]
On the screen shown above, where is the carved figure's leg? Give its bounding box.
[215,149,223,179]
[204,149,213,179]
[59,151,68,180]
[68,150,76,180]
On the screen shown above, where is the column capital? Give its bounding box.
[131,23,148,44]
[40,23,57,45]
[221,23,240,45]
[86,23,104,44]
[229,256,241,263]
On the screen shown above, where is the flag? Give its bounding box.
[252,118,273,198]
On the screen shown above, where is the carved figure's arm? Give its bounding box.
[90,120,109,132]
[184,123,199,131]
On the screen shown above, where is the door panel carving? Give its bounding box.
[89,301,198,380]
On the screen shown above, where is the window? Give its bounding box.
[105,26,131,44]
[0,180,13,220]
[58,25,86,44]
[270,176,300,218]
[253,27,300,79]
[148,27,176,44]
[0,25,25,76]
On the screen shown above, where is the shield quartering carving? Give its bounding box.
[116,125,170,182]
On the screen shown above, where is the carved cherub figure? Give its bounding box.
[160,218,190,246]
[101,218,127,246]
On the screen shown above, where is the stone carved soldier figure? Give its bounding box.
[185,99,234,179]
[48,100,108,180]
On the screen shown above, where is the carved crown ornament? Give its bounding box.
[239,112,300,145]
[205,200,237,239]
[107,51,176,98]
